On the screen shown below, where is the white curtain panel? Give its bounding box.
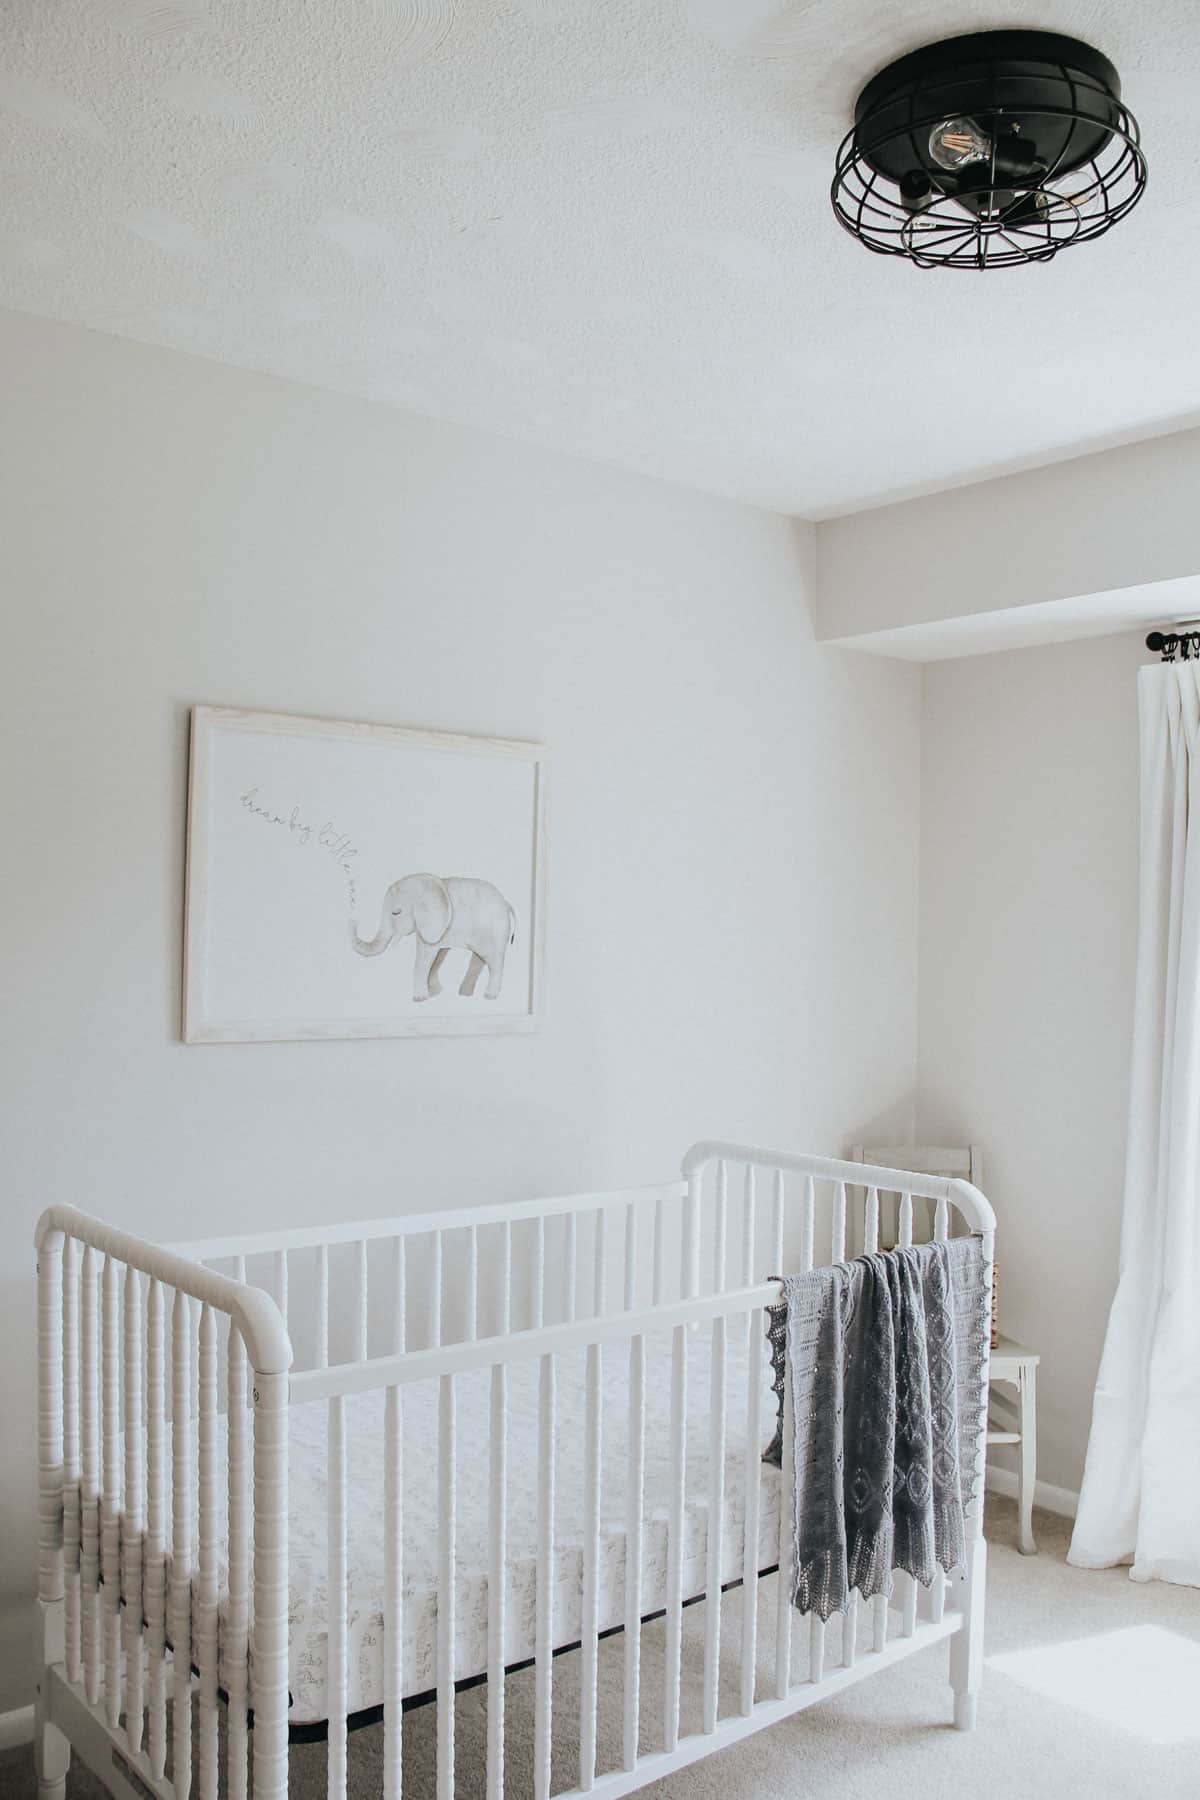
[1070,663,1200,1585]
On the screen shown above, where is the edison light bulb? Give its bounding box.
[927,116,991,171]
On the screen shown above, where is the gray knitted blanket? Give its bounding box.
[765,1237,990,1622]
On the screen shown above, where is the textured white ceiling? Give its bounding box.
[1,1,1198,515]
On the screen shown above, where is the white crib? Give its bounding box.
[32,1142,995,1800]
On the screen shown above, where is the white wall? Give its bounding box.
[917,632,1145,1496]
[0,309,923,1706]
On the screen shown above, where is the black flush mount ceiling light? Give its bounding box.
[831,30,1147,268]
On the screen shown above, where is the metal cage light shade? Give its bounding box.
[831,30,1147,269]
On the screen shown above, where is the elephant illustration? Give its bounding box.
[350,874,516,1002]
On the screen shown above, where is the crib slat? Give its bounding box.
[81,1247,101,1707]
[101,1255,122,1730]
[171,1288,193,1800]
[623,1333,646,1771]
[874,1591,888,1652]
[197,1307,219,1800]
[226,1325,250,1800]
[741,1166,757,1288]
[329,1395,349,1800]
[703,1314,728,1734]
[486,1365,506,1800]
[740,1306,764,1715]
[317,1244,330,1369]
[593,1207,607,1316]
[843,1592,858,1669]
[902,1576,918,1638]
[931,1198,949,1626]
[684,1171,701,1300]
[623,1202,637,1312]
[864,1187,880,1254]
[713,1160,728,1293]
[432,1232,444,1348]
[892,1187,919,1651]
[384,1384,404,1800]
[565,1210,578,1322]
[799,1187,824,1680]
[832,1181,847,1263]
[123,1267,145,1755]
[810,1610,825,1684]
[466,1224,479,1341]
[191,1296,201,1564]
[930,1569,946,1624]
[273,1249,288,1336]
[62,1239,81,1687]
[534,1353,556,1800]
[773,1159,791,1706]
[664,1322,688,1751]
[500,1220,512,1336]
[533,1217,546,1330]
[146,1281,167,1778]
[652,1193,665,1306]
[392,1235,406,1354]
[801,1175,815,1273]
[580,1340,603,1790]
[357,1238,370,1362]
[771,1170,785,1276]
[774,1353,793,1699]
[437,1373,456,1800]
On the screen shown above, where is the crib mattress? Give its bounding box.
[263,1328,780,1725]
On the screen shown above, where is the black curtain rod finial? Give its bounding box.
[1147,628,1200,661]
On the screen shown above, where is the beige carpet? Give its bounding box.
[6,1497,1199,1799]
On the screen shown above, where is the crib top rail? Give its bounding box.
[168,1179,686,1265]
[684,1141,997,1237]
[34,1201,293,1373]
[288,1275,782,1403]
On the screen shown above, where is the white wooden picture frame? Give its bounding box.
[183,706,547,1042]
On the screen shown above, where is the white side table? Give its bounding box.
[987,1336,1040,1555]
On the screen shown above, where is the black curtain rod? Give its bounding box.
[1146,629,1200,661]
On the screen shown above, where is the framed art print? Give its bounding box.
[183,707,546,1042]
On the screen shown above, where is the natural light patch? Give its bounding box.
[988,1626,1200,1746]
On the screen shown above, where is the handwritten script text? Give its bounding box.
[240,787,359,910]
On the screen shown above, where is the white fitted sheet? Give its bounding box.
[260,1326,780,1725]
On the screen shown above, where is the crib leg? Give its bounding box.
[949,1538,987,1730]
[34,1735,69,1800]
[953,1693,977,1732]
[34,1605,71,1800]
